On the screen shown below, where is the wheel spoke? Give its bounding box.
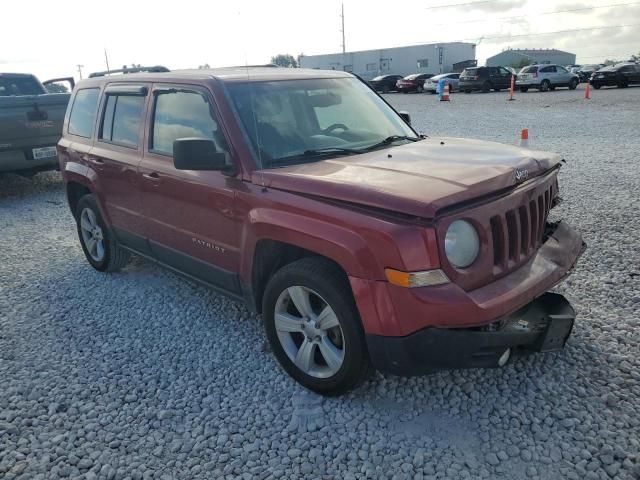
[86,208,97,226]
[274,312,304,333]
[288,286,314,317]
[96,240,105,260]
[316,306,339,330]
[318,336,343,373]
[80,215,92,232]
[87,237,97,255]
[294,339,315,373]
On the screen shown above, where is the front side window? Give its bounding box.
[100,95,145,147]
[151,90,227,156]
[226,77,417,169]
[68,88,100,138]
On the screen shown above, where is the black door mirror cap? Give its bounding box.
[173,138,228,171]
[398,111,411,125]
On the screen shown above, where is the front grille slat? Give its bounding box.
[441,173,558,291]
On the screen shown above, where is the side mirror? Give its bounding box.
[399,111,411,125]
[173,138,228,171]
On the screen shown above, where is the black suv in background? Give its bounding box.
[590,63,640,89]
[459,66,513,93]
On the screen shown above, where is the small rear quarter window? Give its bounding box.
[68,88,100,138]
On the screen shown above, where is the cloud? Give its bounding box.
[466,0,526,13]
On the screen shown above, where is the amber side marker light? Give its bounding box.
[384,268,450,288]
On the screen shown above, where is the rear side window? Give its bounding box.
[68,88,100,138]
[522,66,538,73]
[151,90,228,156]
[0,76,44,96]
[100,95,145,147]
[462,68,478,76]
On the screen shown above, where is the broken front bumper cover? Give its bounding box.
[367,292,576,376]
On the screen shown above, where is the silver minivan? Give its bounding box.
[516,64,580,92]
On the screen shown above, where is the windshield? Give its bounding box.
[226,77,417,168]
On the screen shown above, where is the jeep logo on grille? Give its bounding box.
[515,169,529,182]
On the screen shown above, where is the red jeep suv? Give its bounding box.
[58,66,584,395]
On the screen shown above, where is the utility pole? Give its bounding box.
[104,48,111,72]
[76,64,84,80]
[340,3,346,54]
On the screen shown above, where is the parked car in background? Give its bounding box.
[59,66,584,395]
[396,73,434,93]
[577,64,603,83]
[459,66,512,92]
[516,64,579,92]
[424,73,460,93]
[0,73,74,175]
[369,74,403,93]
[590,63,640,89]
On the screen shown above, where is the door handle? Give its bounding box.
[84,155,104,164]
[142,172,161,183]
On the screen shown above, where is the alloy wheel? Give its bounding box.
[79,207,105,262]
[274,286,345,378]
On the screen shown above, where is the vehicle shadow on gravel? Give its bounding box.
[0,172,64,200]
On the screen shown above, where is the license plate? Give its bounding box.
[32,146,57,160]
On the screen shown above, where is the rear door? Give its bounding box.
[138,83,242,293]
[555,65,572,85]
[540,65,557,85]
[497,67,512,88]
[90,83,150,247]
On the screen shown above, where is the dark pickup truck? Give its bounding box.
[0,73,74,175]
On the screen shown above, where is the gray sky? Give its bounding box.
[1,0,638,80]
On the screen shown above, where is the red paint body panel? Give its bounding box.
[58,68,582,344]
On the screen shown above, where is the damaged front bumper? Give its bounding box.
[367,292,576,375]
[365,220,586,376]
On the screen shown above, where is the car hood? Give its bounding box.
[253,137,562,219]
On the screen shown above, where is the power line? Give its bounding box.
[425,0,492,10]
[476,23,640,42]
[431,1,640,27]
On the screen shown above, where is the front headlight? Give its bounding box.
[445,220,480,268]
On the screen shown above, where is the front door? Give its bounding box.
[138,84,242,294]
[90,83,150,248]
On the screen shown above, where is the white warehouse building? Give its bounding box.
[299,42,476,80]
[486,48,577,67]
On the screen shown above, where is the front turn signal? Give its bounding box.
[384,268,450,288]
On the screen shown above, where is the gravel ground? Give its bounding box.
[1,85,639,480]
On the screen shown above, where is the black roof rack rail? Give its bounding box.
[89,65,170,78]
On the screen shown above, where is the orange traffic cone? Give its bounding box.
[520,128,529,147]
[585,82,591,100]
[440,82,450,102]
[508,75,516,101]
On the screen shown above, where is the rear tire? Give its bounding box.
[416,85,423,93]
[482,81,492,93]
[75,194,131,272]
[618,79,628,88]
[263,257,370,396]
[493,87,501,92]
[593,84,601,89]
[519,86,529,92]
[569,78,578,90]
[383,85,390,94]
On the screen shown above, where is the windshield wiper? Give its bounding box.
[303,147,362,156]
[269,147,361,167]
[362,135,421,151]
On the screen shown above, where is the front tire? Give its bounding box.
[75,194,130,272]
[519,86,529,92]
[482,81,492,93]
[263,257,370,396]
[569,78,578,90]
[540,80,551,92]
